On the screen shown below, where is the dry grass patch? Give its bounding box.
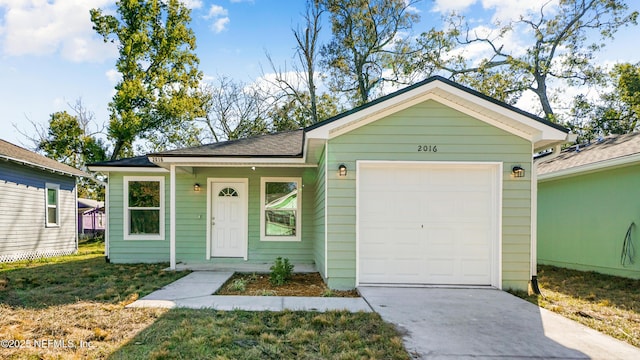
[0,239,189,359]
[512,265,640,348]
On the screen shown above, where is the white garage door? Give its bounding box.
[358,162,500,286]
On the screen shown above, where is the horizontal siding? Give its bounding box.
[107,172,170,263]
[538,165,640,279]
[326,99,533,290]
[108,167,319,265]
[0,161,77,258]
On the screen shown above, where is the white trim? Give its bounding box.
[530,145,537,280]
[45,182,60,227]
[149,156,309,165]
[88,166,169,173]
[1,155,83,177]
[208,178,249,260]
[105,173,110,259]
[123,176,165,241]
[260,177,302,242]
[170,166,176,269]
[306,80,568,148]
[74,179,78,251]
[355,160,502,289]
[538,153,640,182]
[324,141,329,277]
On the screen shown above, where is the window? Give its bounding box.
[124,176,165,240]
[45,183,59,227]
[260,177,301,241]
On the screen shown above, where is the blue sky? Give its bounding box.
[1,0,639,147]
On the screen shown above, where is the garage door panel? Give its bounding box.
[359,163,498,286]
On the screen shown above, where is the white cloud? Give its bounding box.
[0,0,117,62]
[205,4,228,18]
[204,4,230,33]
[180,0,203,9]
[432,0,477,13]
[212,17,230,33]
[230,0,254,3]
[105,68,120,84]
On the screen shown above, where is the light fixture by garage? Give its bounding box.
[338,164,347,177]
[193,183,201,192]
[511,166,525,178]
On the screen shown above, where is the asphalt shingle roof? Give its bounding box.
[0,139,87,177]
[152,130,304,158]
[537,132,640,175]
[89,155,158,168]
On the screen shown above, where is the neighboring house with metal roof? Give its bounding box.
[0,139,87,262]
[88,76,572,291]
[537,132,640,279]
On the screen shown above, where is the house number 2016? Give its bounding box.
[417,145,437,152]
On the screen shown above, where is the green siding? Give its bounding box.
[313,147,327,278]
[107,172,170,263]
[325,99,533,290]
[538,165,640,279]
[107,168,318,266]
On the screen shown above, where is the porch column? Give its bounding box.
[170,164,176,269]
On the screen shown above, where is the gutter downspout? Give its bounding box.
[105,174,110,263]
[530,154,541,295]
[170,164,176,270]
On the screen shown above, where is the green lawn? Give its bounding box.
[511,265,640,348]
[0,240,409,359]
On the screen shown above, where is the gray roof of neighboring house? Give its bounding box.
[78,198,104,209]
[537,132,640,176]
[152,130,304,158]
[89,155,158,168]
[0,139,87,177]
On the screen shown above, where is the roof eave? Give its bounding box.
[0,155,86,178]
[538,152,640,182]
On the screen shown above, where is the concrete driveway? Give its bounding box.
[359,287,640,360]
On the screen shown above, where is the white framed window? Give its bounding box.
[45,183,60,227]
[124,176,165,240]
[260,177,302,242]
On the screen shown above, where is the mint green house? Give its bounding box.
[89,77,571,290]
[537,133,640,279]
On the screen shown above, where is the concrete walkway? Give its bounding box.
[359,287,640,360]
[127,271,372,312]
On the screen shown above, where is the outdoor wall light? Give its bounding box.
[194,183,201,192]
[338,164,347,177]
[512,166,525,178]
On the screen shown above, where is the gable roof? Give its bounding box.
[305,76,570,152]
[152,130,303,158]
[537,132,640,180]
[0,139,87,177]
[88,76,572,170]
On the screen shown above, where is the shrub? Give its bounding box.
[269,257,294,286]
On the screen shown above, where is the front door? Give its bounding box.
[210,180,248,258]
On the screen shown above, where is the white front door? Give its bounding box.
[210,180,248,258]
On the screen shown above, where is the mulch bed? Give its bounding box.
[215,272,360,297]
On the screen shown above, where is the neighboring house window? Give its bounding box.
[260,177,301,242]
[124,176,165,240]
[45,183,60,227]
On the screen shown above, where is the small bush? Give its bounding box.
[269,257,294,286]
[229,278,246,292]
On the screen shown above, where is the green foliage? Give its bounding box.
[229,278,247,292]
[270,93,341,132]
[320,0,420,105]
[37,102,107,199]
[414,0,638,122]
[569,62,640,140]
[90,0,204,159]
[269,257,294,286]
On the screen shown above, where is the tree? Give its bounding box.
[570,62,640,139]
[417,0,638,121]
[270,92,341,132]
[197,76,270,142]
[36,100,108,199]
[321,0,420,105]
[267,0,327,125]
[90,0,204,160]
